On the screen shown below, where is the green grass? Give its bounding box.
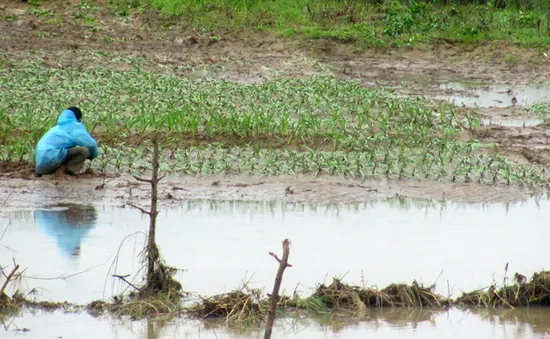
[526,102,550,119]
[103,0,550,49]
[0,56,548,186]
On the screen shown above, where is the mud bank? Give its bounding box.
[0,173,540,211]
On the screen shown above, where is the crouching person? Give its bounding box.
[35,106,100,176]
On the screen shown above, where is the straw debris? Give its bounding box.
[456,271,550,308]
[188,288,266,325]
[1,291,81,316]
[312,278,448,313]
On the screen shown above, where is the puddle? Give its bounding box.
[1,198,550,305]
[3,307,550,339]
[480,118,544,127]
[437,82,550,108]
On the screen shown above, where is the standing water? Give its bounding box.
[3,307,550,339]
[1,198,550,338]
[437,82,550,108]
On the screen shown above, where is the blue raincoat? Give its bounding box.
[35,109,99,175]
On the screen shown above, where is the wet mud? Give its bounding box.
[2,0,550,92]
[0,173,539,211]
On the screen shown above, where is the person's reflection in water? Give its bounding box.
[34,204,97,258]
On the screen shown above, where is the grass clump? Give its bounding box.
[0,292,22,316]
[311,278,448,313]
[456,271,550,308]
[188,287,266,326]
[1,291,82,316]
[100,266,183,319]
[526,102,550,120]
[86,286,184,319]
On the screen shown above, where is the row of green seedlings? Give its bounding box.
[86,101,463,141]
[1,101,465,152]
[1,67,467,142]
[0,101,468,168]
[89,142,549,187]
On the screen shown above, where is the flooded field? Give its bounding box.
[2,198,550,303]
[4,307,550,339]
[3,4,550,337]
[0,198,547,303]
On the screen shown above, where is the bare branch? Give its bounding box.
[268,251,292,267]
[268,252,281,264]
[133,175,153,183]
[127,203,151,215]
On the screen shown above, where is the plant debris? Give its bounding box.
[188,288,266,325]
[456,271,550,308]
[312,278,448,313]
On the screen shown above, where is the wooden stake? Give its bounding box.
[264,239,292,339]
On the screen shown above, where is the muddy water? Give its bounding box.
[480,118,544,127]
[437,82,550,108]
[1,198,550,304]
[3,307,550,339]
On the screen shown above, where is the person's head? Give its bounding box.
[68,106,82,122]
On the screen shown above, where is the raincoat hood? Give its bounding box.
[57,109,79,125]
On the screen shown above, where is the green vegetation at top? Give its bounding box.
[0,56,548,187]
[102,0,550,48]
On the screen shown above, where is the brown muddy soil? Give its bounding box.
[0,171,536,211]
[1,0,549,206]
[2,0,550,86]
[473,121,550,166]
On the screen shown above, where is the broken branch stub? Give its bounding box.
[264,239,292,339]
[0,264,20,296]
